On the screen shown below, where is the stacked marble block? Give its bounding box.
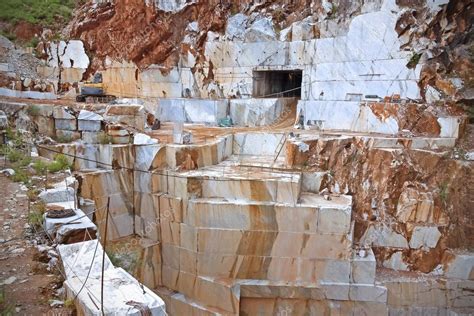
[53,107,80,141]
[52,108,104,142]
[39,177,97,244]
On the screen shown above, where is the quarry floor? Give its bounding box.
[0,164,71,315]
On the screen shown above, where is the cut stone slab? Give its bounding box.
[103,104,146,130]
[44,208,96,244]
[65,267,166,315]
[361,225,409,249]
[349,284,388,303]
[78,110,103,131]
[59,240,166,315]
[57,240,112,279]
[351,248,376,284]
[233,132,286,156]
[445,252,474,280]
[157,98,228,124]
[55,118,77,131]
[55,129,81,142]
[39,187,76,204]
[409,226,441,249]
[0,87,57,100]
[301,172,326,193]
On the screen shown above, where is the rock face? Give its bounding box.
[286,134,473,274]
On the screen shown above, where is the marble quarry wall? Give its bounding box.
[0,0,472,314]
[63,0,466,135]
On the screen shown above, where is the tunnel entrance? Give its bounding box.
[252,70,302,98]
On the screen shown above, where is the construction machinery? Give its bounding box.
[76,73,116,103]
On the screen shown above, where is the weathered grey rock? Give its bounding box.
[226,13,248,40]
[0,110,7,129]
[291,16,316,41]
[154,0,195,12]
[53,107,75,119]
[1,168,15,176]
[383,251,409,271]
[244,17,276,42]
[0,276,17,285]
[81,131,99,144]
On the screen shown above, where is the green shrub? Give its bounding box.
[28,211,43,228]
[26,188,39,201]
[106,249,141,275]
[0,0,76,26]
[407,52,422,69]
[47,154,70,173]
[6,148,22,162]
[32,200,46,214]
[0,286,14,315]
[27,37,39,48]
[5,127,24,147]
[439,182,449,203]
[328,4,338,19]
[26,105,40,116]
[14,155,32,168]
[11,168,29,183]
[32,159,48,175]
[0,144,7,156]
[64,298,75,309]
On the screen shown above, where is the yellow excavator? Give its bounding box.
[76,73,116,103]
